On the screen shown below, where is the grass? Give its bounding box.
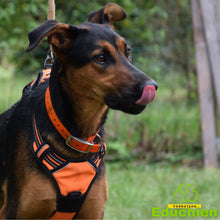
[105,162,220,220]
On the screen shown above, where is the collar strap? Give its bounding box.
[45,87,104,153]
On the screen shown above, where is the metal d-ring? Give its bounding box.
[44,45,54,69]
[95,133,102,144]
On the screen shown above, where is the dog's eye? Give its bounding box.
[126,48,132,62]
[94,54,105,64]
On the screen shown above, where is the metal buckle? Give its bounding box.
[86,145,93,153]
[65,135,72,146]
[65,135,94,153]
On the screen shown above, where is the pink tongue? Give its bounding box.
[136,85,156,105]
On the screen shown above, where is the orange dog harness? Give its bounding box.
[28,70,106,219]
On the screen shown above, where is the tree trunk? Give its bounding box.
[191,0,218,168]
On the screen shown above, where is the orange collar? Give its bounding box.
[45,87,104,153]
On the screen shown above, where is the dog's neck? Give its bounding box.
[69,94,108,137]
[49,62,108,138]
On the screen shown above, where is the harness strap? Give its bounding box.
[32,114,106,219]
[45,87,104,153]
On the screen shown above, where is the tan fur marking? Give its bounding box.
[116,37,126,55]
[0,180,7,219]
[61,64,109,137]
[17,170,56,219]
[95,40,118,57]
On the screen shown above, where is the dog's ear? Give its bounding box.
[26,20,58,52]
[88,3,127,30]
[26,20,80,58]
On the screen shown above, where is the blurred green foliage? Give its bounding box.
[0,0,194,79]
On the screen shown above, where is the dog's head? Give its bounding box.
[27,3,157,114]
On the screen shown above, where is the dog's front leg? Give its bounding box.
[75,170,108,219]
[16,170,57,219]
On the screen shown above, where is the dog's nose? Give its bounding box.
[144,80,158,91]
[149,80,158,90]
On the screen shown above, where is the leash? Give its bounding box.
[47,0,55,20]
[44,0,56,69]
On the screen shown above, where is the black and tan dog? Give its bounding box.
[0,3,157,219]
